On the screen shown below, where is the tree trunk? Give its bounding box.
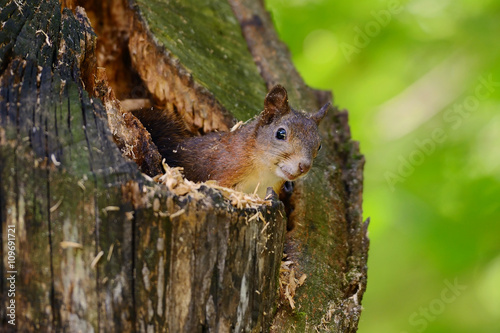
[0,0,368,332]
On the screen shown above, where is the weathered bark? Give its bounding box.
[0,0,368,332]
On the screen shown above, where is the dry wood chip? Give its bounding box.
[253,182,260,196]
[285,285,295,309]
[50,197,64,213]
[258,211,265,222]
[107,243,115,261]
[279,256,308,310]
[155,160,272,210]
[50,153,61,166]
[153,198,160,212]
[60,241,83,249]
[287,295,295,309]
[260,221,270,234]
[230,121,244,132]
[90,251,104,269]
[102,206,120,216]
[77,179,86,191]
[170,208,185,219]
[125,211,134,220]
[248,211,260,222]
[173,184,192,196]
[289,268,296,292]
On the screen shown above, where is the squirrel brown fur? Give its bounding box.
[135,85,330,198]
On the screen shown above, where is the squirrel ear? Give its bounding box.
[311,102,330,125]
[260,85,290,125]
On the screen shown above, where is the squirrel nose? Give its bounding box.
[298,162,311,174]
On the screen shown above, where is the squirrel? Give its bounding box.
[134,85,330,198]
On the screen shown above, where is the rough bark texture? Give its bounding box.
[0,0,368,332]
[227,2,368,331]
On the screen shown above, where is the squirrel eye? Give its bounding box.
[318,144,322,151]
[276,128,287,140]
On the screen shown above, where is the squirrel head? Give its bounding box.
[254,85,330,183]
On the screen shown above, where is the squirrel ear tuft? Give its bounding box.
[311,102,330,125]
[260,85,290,125]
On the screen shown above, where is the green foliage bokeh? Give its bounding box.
[265,0,500,332]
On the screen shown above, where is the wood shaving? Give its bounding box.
[230,121,244,132]
[279,255,308,309]
[170,208,185,219]
[90,251,104,269]
[248,211,260,222]
[153,198,160,212]
[253,182,260,196]
[77,179,86,191]
[102,206,120,216]
[51,153,61,166]
[260,221,270,234]
[50,197,64,213]
[60,241,83,249]
[125,211,134,221]
[154,160,272,210]
[107,243,115,261]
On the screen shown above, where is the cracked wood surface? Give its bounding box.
[0,1,285,332]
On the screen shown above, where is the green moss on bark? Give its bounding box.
[135,0,267,120]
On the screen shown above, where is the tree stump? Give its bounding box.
[0,0,368,332]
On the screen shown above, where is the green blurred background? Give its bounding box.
[265,0,500,332]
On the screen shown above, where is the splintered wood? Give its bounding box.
[154,160,272,209]
[279,255,307,309]
[153,160,199,197]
